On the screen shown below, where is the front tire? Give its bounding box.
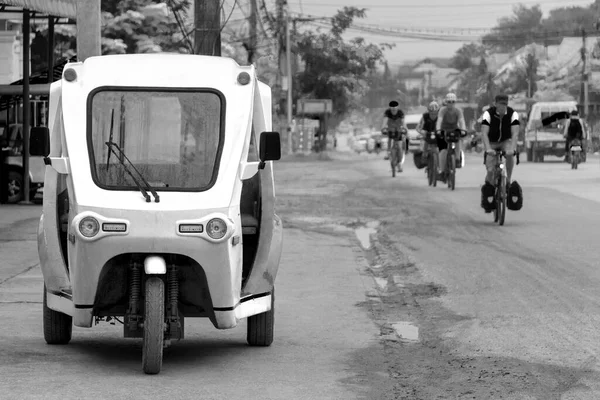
[43,286,72,345]
[449,154,456,190]
[247,288,275,346]
[142,277,165,375]
[498,176,507,226]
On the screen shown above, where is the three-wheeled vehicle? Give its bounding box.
[32,54,284,374]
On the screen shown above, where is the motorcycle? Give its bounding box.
[31,54,284,374]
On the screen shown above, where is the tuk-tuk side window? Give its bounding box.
[88,89,224,191]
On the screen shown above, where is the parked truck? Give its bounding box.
[525,101,589,163]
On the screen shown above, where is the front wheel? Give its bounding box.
[142,277,165,375]
[497,176,507,226]
[247,288,275,346]
[43,286,72,345]
[448,154,456,190]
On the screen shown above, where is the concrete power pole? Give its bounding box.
[248,0,257,63]
[581,28,589,118]
[195,0,221,56]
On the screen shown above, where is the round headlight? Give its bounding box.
[206,218,227,240]
[79,217,100,238]
[237,72,251,85]
[64,68,77,82]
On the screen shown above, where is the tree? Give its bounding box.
[293,7,391,128]
[482,5,543,53]
[450,43,486,72]
[40,0,192,60]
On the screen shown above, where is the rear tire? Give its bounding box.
[43,286,72,345]
[247,288,275,346]
[142,277,165,375]
[7,170,23,204]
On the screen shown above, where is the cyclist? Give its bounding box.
[480,93,520,212]
[417,101,441,168]
[435,92,466,182]
[563,110,584,163]
[381,100,406,172]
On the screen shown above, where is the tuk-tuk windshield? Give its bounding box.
[88,89,223,191]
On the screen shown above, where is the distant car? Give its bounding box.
[404,113,422,153]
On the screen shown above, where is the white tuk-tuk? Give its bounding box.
[31,54,284,374]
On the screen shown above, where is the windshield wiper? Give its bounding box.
[105,142,152,202]
[104,142,160,203]
[106,109,115,171]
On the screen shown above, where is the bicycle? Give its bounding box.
[383,127,406,178]
[420,130,440,187]
[436,128,468,191]
[488,149,520,226]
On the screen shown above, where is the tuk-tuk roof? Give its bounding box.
[66,54,255,92]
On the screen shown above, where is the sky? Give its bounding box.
[222,0,597,66]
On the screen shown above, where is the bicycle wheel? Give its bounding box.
[571,151,576,169]
[493,176,499,223]
[391,147,397,177]
[448,154,456,190]
[427,154,433,186]
[498,174,507,226]
[432,152,438,187]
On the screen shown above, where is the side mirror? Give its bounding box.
[30,127,50,157]
[259,131,281,169]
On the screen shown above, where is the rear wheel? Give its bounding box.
[572,151,578,169]
[142,277,165,375]
[43,286,72,345]
[247,288,275,346]
[432,153,438,187]
[7,170,23,204]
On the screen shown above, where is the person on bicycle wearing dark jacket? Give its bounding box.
[417,101,442,165]
[563,110,584,162]
[480,94,520,211]
[381,100,406,171]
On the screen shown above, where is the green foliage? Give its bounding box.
[450,43,486,72]
[293,7,392,125]
[45,0,192,59]
[482,5,543,53]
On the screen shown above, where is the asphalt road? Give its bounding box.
[2,145,600,399]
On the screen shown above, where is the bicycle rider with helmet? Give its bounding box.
[417,101,441,168]
[480,93,520,212]
[436,92,466,182]
[381,100,407,172]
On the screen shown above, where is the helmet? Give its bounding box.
[428,101,440,112]
[389,100,399,107]
[445,93,457,103]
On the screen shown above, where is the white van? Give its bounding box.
[404,113,423,153]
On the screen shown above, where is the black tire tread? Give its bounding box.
[247,288,275,346]
[43,286,72,345]
[142,277,165,375]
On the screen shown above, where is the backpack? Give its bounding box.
[507,181,523,211]
[413,150,426,169]
[567,119,583,140]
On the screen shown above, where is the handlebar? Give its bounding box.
[485,149,520,165]
[436,128,469,138]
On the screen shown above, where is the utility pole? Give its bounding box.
[248,0,257,63]
[286,13,293,154]
[581,28,589,118]
[195,0,221,56]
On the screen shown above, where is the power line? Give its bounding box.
[295,0,593,9]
